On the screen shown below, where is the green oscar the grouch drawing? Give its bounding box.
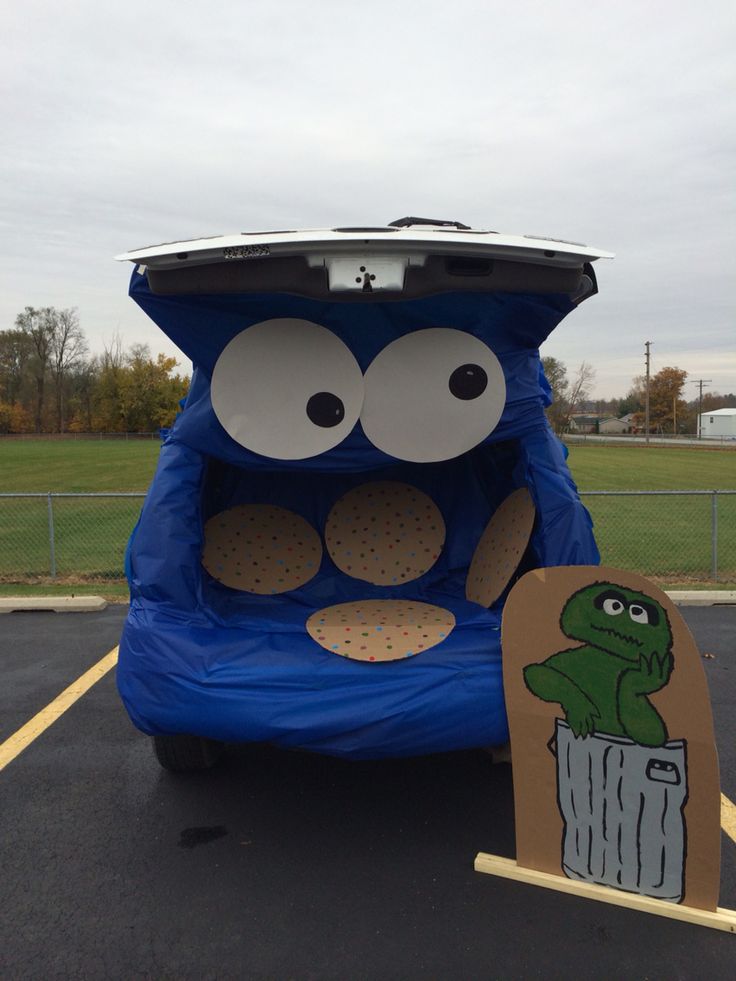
[524,583,674,748]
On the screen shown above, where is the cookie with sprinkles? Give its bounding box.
[202,504,322,594]
[465,487,535,607]
[306,599,455,662]
[324,481,445,586]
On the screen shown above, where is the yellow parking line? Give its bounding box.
[2,644,736,852]
[723,793,736,846]
[0,646,119,772]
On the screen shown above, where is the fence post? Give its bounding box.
[711,491,718,582]
[47,492,57,580]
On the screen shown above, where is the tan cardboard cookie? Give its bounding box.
[324,481,445,586]
[306,599,456,662]
[202,504,322,593]
[465,487,535,607]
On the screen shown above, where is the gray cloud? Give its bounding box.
[1,0,734,397]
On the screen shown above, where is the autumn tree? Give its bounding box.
[0,315,189,434]
[633,366,688,434]
[92,344,188,432]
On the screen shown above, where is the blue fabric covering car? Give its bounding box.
[116,221,603,765]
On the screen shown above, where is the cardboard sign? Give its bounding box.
[466,487,535,607]
[502,566,721,911]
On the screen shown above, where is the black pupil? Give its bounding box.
[448,363,488,400]
[306,392,345,428]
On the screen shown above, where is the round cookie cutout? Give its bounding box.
[307,599,456,662]
[325,481,445,586]
[465,487,536,607]
[202,504,322,593]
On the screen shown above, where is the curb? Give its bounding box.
[0,593,732,612]
[666,591,736,606]
[0,596,108,614]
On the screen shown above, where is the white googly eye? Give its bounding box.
[361,328,506,462]
[211,319,364,460]
[602,598,625,616]
[629,604,649,624]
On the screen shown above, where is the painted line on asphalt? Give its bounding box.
[0,646,119,772]
[2,644,736,850]
[723,793,736,846]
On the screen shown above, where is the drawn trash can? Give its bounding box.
[554,719,688,902]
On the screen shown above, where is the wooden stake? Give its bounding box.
[474,853,736,934]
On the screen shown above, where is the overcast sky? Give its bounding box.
[2,0,734,399]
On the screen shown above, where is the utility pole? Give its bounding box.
[645,341,652,445]
[692,378,712,438]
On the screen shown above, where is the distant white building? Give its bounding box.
[599,417,628,434]
[699,407,736,438]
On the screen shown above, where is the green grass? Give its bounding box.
[0,440,154,583]
[581,494,736,585]
[2,439,733,494]
[563,445,736,584]
[0,495,143,580]
[0,439,160,492]
[1,439,734,588]
[565,444,736,491]
[0,582,129,602]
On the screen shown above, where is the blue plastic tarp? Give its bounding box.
[117,272,599,758]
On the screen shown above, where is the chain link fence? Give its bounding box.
[0,490,734,586]
[0,493,144,583]
[582,491,735,583]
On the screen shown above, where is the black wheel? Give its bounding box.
[152,733,224,772]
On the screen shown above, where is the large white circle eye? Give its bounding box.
[629,604,649,624]
[211,319,364,460]
[602,598,625,616]
[361,328,506,462]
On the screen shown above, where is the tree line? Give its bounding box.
[3,310,731,437]
[542,357,735,435]
[0,307,189,434]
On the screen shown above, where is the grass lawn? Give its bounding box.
[564,444,736,584]
[0,439,159,492]
[565,444,736,491]
[0,582,129,602]
[2,438,734,494]
[1,438,734,588]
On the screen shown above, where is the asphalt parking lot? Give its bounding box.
[1,605,735,979]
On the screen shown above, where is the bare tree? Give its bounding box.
[48,307,88,432]
[561,361,596,432]
[541,356,570,434]
[102,331,125,372]
[15,306,53,432]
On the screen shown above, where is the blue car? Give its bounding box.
[116,218,611,770]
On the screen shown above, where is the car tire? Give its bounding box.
[152,733,224,772]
